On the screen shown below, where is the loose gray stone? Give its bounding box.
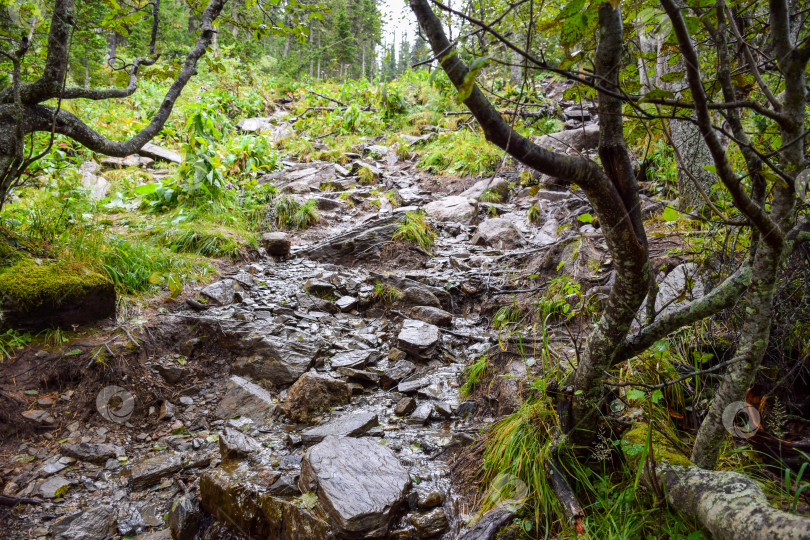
[39,475,71,498]
[401,287,441,308]
[336,295,358,312]
[408,508,450,538]
[282,372,351,423]
[472,218,522,250]
[130,453,183,490]
[394,397,416,416]
[262,231,291,256]
[408,306,452,327]
[200,279,244,306]
[301,411,378,444]
[423,196,477,224]
[60,442,125,464]
[53,506,116,540]
[408,402,434,425]
[219,427,261,461]
[215,375,278,422]
[380,360,416,389]
[397,319,440,359]
[533,124,600,154]
[168,494,202,540]
[300,436,411,538]
[331,349,376,369]
[21,409,55,425]
[139,142,182,164]
[654,263,705,317]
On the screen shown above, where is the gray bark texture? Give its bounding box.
[624,426,810,540]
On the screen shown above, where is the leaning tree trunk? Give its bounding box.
[409,0,650,447]
[658,0,802,469]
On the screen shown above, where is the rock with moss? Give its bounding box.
[0,260,115,329]
[200,464,333,539]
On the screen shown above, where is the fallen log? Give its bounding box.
[623,423,810,540]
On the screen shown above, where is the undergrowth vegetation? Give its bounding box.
[392,210,436,252]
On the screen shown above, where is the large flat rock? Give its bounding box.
[138,142,182,164]
[300,436,410,538]
[301,412,378,444]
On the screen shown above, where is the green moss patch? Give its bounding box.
[0,260,112,313]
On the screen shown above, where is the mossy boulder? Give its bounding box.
[0,260,115,329]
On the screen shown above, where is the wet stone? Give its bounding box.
[336,295,358,312]
[200,279,243,306]
[401,287,441,308]
[37,455,75,476]
[417,491,445,509]
[408,306,452,327]
[219,427,261,461]
[300,436,411,538]
[408,508,450,538]
[39,475,71,498]
[381,359,416,389]
[408,402,434,425]
[301,411,378,444]
[331,349,376,369]
[61,442,126,465]
[215,375,278,422]
[168,493,202,540]
[52,505,116,540]
[129,453,183,490]
[398,376,429,394]
[262,231,291,256]
[282,372,351,423]
[397,319,440,359]
[394,397,417,416]
[200,464,331,540]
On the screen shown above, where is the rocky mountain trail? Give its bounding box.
[0,114,703,540]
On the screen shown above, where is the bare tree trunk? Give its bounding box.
[684,0,810,468]
[107,32,117,65]
[231,0,238,39]
[83,54,89,88]
[657,34,714,212]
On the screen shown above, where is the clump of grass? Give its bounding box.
[357,165,376,185]
[418,130,503,176]
[274,196,319,230]
[157,225,244,258]
[481,399,563,529]
[100,236,206,295]
[373,280,402,306]
[0,329,31,360]
[392,210,436,252]
[338,191,355,207]
[479,189,503,203]
[460,354,490,399]
[527,203,542,225]
[535,276,580,320]
[290,199,318,229]
[493,302,522,329]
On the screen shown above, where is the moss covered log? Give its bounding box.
[623,423,810,540]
